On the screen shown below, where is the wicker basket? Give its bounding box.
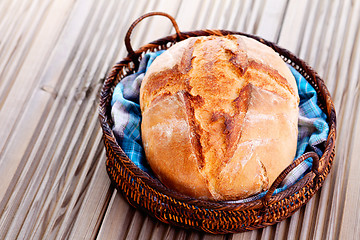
[98,12,336,234]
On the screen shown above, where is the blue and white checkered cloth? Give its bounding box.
[111,51,329,202]
[111,51,164,173]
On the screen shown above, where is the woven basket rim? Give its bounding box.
[98,29,336,232]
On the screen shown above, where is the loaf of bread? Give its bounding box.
[140,35,299,200]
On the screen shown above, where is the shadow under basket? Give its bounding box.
[98,12,336,234]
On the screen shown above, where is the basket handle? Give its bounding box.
[261,151,320,207]
[125,12,182,62]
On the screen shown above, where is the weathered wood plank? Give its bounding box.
[0,1,81,237]
[277,0,310,53]
[319,1,360,239]
[339,89,360,239]
[0,0,120,239]
[67,148,112,240]
[255,0,288,42]
[96,190,136,239]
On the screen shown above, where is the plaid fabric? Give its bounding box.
[111,51,329,202]
[111,51,164,173]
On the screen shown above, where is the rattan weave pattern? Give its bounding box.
[98,12,336,234]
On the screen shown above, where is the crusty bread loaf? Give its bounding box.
[140,35,299,200]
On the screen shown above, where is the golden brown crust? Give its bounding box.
[140,35,299,200]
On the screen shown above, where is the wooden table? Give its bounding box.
[1,0,359,239]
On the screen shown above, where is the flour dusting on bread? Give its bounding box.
[140,35,299,200]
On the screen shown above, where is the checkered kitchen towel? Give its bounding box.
[111,51,164,173]
[111,51,329,202]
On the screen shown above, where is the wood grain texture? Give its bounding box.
[0,0,358,239]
